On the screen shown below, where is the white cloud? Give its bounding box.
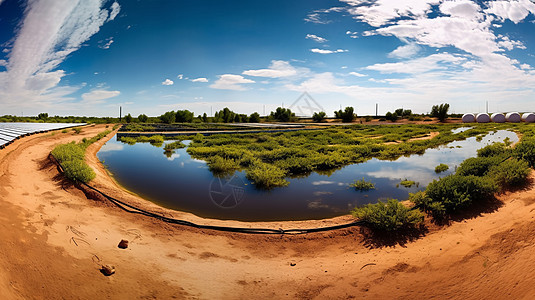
[109,2,121,20]
[349,71,367,77]
[346,30,359,38]
[0,0,120,112]
[191,77,209,82]
[310,48,348,54]
[81,89,120,102]
[486,0,535,24]
[440,0,482,20]
[306,34,327,43]
[0,60,6,67]
[242,60,298,78]
[388,42,420,58]
[162,79,174,85]
[209,74,255,90]
[177,74,184,79]
[366,53,467,74]
[344,0,440,27]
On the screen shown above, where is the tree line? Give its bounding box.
[1,103,451,124]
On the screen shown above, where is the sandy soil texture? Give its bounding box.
[0,124,534,299]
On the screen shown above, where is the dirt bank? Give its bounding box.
[0,124,534,299]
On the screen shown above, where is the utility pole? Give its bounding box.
[119,106,122,122]
[376,103,378,116]
[486,101,488,114]
[210,106,213,117]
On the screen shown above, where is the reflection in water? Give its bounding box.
[97,130,518,221]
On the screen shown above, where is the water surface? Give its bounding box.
[97,130,517,221]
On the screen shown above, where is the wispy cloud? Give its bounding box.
[306,34,327,43]
[210,74,255,90]
[81,89,120,102]
[0,0,120,112]
[98,37,114,49]
[310,48,348,54]
[242,60,299,78]
[191,77,209,82]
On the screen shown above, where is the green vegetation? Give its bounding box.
[334,107,356,122]
[434,163,449,173]
[312,111,327,122]
[119,135,164,146]
[72,127,82,134]
[245,162,289,189]
[163,141,187,157]
[413,175,497,218]
[385,111,398,122]
[431,103,450,122]
[352,199,424,231]
[399,179,416,188]
[51,130,111,183]
[410,137,532,218]
[181,123,497,189]
[270,107,296,122]
[124,113,133,123]
[350,178,376,191]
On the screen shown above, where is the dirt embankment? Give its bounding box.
[0,124,534,299]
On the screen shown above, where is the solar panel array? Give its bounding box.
[0,123,85,149]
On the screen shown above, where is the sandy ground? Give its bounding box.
[0,124,535,299]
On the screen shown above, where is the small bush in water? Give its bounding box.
[434,163,449,173]
[245,162,288,189]
[399,179,416,188]
[350,178,375,191]
[352,199,424,231]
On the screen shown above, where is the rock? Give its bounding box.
[101,265,115,276]
[290,262,296,266]
[118,239,129,249]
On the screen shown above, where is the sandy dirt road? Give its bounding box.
[0,124,534,299]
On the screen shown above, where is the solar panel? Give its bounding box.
[0,123,85,149]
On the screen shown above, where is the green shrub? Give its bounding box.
[477,142,510,158]
[350,178,375,191]
[423,174,497,216]
[61,159,96,183]
[352,199,424,231]
[456,156,503,177]
[514,138,535,167]
[72,127,82,134]
[434,163,449,173]
[208,156,240,175]
[51,143,94,183]
[246,162,288,189]
[488,158,530,188]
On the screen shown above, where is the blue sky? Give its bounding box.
[1,0,535,117]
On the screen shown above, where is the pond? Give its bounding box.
[97,129,517,222]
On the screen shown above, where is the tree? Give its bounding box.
[270,107,296,122]
[385,111,398,122]
[175,110,194,122]
[159,111,176,124]
[138,114,148,123]
[202,113,208,122]
[334,107,356,122]
[249,112,260,123]
[37,113,48,120]
[124,113,133,123]
[394,108,404,116]
[431,103,450,122]
[312,111,327,122]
